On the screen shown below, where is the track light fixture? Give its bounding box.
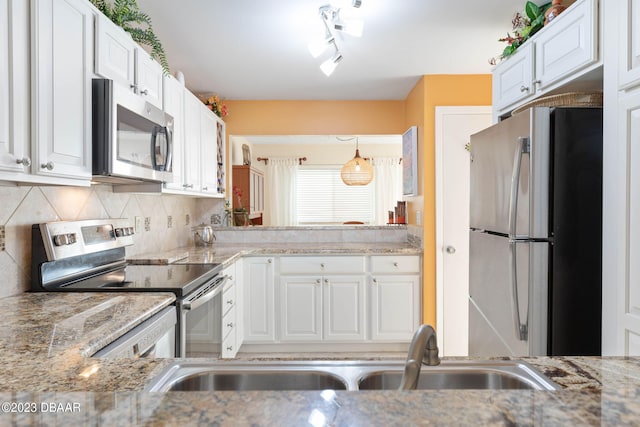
[309,1,364,76]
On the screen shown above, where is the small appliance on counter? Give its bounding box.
[31,219,227,358]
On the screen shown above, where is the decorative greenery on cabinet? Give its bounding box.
[89,0,170,74]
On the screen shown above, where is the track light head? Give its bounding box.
[320,52,343,76]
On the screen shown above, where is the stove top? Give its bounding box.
[58,263,223,297]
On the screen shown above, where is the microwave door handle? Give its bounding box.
[150,126,159,170]
[509,240,528,341]
[164,127,172,172]
[508,137,529,239]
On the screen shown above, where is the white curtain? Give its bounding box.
[264,158,299,226]
[371,157,403,225]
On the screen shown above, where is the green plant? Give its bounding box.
[90,0,170,74]
[490,1,551,65]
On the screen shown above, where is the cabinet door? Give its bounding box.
[162,75,185,190]
[619,0,640,89]
[182,90,201,191]
[95,14,136,90]
[136,48,163,108]
[200,107,219,195]
[243,257,276,342]
[279,275,322,341]
[32,0,93,181]
[492,44,534,112]
[370,274,420,341]
[620,90,640,354]
[216,119,226,195]
[534,0,597,91]
[324,275,366,341]
[0,0,30,173]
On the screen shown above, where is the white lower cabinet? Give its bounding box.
[221,262,241,358]
[243,257,275,343]
[370,255,421,341]
[279,274,366,342]
[370,274,421,341]
[244,254,420,348]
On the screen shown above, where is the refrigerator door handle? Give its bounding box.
[508,137,530,239]
[509,239,528,341]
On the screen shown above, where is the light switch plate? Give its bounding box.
[135,216,143,233]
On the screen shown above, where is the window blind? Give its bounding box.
[296,167,374,224]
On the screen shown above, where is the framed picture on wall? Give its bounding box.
[402,126,418,196]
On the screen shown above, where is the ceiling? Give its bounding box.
[137,0,538,100]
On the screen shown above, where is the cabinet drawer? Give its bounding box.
[279,256,365,274]
[371,256,420,273]
[222,305,236,339]
[222,282,236,315]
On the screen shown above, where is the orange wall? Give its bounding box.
[419,75,492,327]
[223,100,406,136]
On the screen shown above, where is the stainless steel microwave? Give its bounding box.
[92,79,173,184]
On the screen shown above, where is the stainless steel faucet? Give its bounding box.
[398,324,440,390]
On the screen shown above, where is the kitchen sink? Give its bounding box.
[146,360,559,392]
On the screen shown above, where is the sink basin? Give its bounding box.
[358,365,550,390]
[146,360,559,392]
[166,371,347,391]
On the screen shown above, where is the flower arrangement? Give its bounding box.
[489,1,551,65]
[231,186,250,226]
[204,95,228,118]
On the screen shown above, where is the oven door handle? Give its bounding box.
[181,275,229,312]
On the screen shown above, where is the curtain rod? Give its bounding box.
[257,157,308,165]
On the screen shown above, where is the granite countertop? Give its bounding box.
[2,288,640,425]
[128,242,423,266]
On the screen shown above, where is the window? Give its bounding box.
[296,166,374,224]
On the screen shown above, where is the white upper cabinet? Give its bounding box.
[492,44,534,113]
[0,0,30,175]
[31,0,94,183]
[199,106,220,195]
[492,0,600,119]
[162,74,185,191]
[619,0,640,90]
[182,90,202,192]
[95,13,163,108]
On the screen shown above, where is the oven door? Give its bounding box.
[178,274,229,357]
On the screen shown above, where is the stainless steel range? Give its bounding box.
[31,219,227,357]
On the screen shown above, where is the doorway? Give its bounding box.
[435,106,492,356]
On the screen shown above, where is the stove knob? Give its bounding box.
[67,233,77,244]
[115,228,124,237]
[127,227,135,235]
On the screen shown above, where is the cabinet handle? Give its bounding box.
[40,161,54,170]
[140,89,148,96]
[16,157,31,167]
[519,85,530,93]
[533,79,541,87]
[393,262,399,267]
[315,279,321,285]
[227,346,233,351]
[320,263,325,268]
[202,186,208,191]
[227,322,234,328]
[268,259,272,263]
[130,84,137,91]
[227,299,233,305]
[324,278,329,284]
[183,183,194,189]
[372,278,378,284]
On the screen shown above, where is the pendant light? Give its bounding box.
[341,137,373,185]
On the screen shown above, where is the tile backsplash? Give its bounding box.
[0,184,223,298]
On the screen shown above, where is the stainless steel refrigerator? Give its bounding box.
[468,107,602,357]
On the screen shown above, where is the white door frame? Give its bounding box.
[435,106,492,355]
